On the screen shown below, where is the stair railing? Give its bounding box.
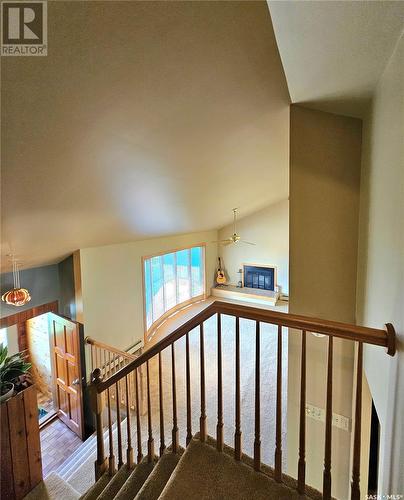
[86,336,144,412]
[88,300,395,499]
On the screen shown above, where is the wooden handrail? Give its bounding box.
[87,335,145,417]
[95,303,217,392]
[90,299,397,493]
[94,300,395,393]
[85,336,141,361]
[212,302,395,351]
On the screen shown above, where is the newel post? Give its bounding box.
[90,368,107,479]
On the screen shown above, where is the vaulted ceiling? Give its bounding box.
[268,0,404,118]
[3,1,403,272]
[1,1,290,271]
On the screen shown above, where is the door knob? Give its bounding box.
[72,378,80,386]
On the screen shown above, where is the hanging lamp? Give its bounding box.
[1,259,31,307]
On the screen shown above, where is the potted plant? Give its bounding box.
[0,343,32,403]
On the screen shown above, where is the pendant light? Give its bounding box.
[1,258,31,307]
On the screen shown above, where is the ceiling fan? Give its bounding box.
[213,208,256,246]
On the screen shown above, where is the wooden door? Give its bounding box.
[49,313,84,439]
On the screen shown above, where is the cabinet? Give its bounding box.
[1,384,42,499]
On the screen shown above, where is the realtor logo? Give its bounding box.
[1,1,47,56]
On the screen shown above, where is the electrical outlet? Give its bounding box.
[306,404,325,422]
[306,404,350,432]
[332,413,350,432]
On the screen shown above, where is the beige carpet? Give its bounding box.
[136,449,183,499]
[24,472,80,500]
[160,437,305,500]
[114,457,156,500]
[97,466,132,500]
[147,313,288,466]
[65,313,287,494]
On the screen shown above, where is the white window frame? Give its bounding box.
[142,244,206,340]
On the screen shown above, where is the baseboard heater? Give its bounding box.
[126,339,143,355]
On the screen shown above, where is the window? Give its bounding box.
[143,245,205,331]
[0,328,7,347]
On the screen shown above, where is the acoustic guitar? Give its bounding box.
[216,257,227,285]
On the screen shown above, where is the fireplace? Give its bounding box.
[243,265,275,291]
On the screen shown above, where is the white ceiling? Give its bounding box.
[268,0,404,118]
[4,1,402,273]
[1,1,290,272]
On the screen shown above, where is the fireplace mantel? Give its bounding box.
[211,285,279,307]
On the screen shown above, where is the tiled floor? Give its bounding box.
[40,418,83,478]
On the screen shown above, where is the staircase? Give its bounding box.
[26,300,396,500]
[29,434,320,500]
[84,434,319,499]
[85,336,145,413]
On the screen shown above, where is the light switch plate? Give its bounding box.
[332,412,351,432]
[306,404,350,432]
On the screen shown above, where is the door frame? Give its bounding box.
[0,301,59,351]
[1,303,87,440]
[0,300,59,329]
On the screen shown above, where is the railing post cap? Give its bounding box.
[92,368,102,383]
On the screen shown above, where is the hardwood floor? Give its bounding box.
[40,418,82,478]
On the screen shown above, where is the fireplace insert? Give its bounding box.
[243,265,275,291]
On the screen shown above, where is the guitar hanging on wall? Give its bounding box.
[216,257,227,285]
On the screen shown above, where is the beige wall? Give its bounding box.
[356,33,404,494]
[3,324,19,355]
[289,105,362,499]
[80,230,218,352]
[289,106,362,322]
[218,199,289,294]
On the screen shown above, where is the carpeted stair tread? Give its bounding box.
[114,457,156,500]
[24,472,80,500]
[80,473,110,500]
[159,438,310,500]
[57,433,97,480]
[97,465,133,500]
[65,418,133,494]
[135,450,183,499]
